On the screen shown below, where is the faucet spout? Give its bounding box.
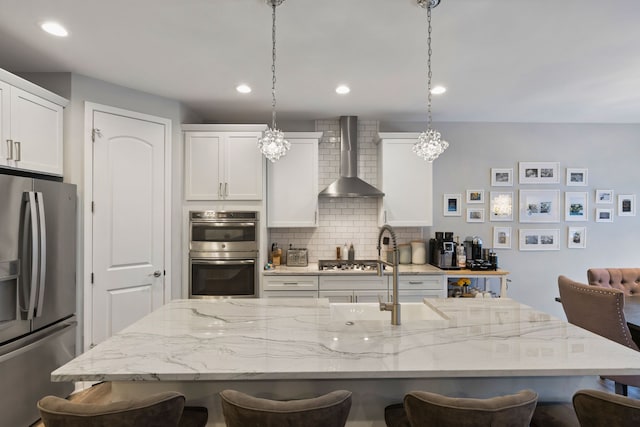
[377,224,401,325]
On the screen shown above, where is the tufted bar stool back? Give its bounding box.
[220,389,352,427]
[37,391,208,427]
[587,268,640,296]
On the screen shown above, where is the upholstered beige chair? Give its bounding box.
[587,268,640,296]
[384,389,538,427]
[573,389,640,427]
[558,275,640,395]
[219,389,352,427]
[37,391,208,427]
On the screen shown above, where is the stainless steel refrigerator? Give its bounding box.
[0,172,77,427]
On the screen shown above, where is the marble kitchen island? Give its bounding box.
[54,298,640,426]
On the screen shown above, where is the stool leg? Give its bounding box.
[614,382,628,396]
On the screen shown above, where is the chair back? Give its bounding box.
[558,275,639,350]
[37,391,185,427]
[403,389,538,427]
[220,389,352,427]
[573,389,640,427]
[587,268,640,296]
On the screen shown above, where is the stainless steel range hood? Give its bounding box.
[318,116,384,198]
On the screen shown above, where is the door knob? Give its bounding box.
[153,270,162,277]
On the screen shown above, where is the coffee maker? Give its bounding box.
[429,231,461,270]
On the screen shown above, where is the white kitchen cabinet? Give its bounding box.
[319,276,388,303]
[390,274,446,301]
[267,132,322,227]
[0,70,66,176]
[183,124,267,201]
[262,275,318,298]
[377,133,433,226]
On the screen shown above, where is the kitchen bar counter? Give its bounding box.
[53,298,640,426]
[264,262,506,276]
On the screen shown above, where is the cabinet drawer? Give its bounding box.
[263,275,318,291]
[319,275,387,291]
[398,275,444,290]
[262,290,318,298]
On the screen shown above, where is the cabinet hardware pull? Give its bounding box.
[218,182,222,198]
[14,141,21,161]
[225,182,228,197]
[409,281,424,285]
[283,282,298,286]
[6,139,13,160]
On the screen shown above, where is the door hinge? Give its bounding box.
[91,128,102,142]
[91,273,94,284]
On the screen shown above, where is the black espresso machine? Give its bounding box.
[429,232,460,270]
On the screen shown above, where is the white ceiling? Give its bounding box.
[1,0,639,124]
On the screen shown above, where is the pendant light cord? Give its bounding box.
[426,3,433,130]
[271,1,278,130]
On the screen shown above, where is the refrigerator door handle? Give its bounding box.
[25,192,39,320]
[35,192,47,318]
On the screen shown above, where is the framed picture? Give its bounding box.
[519,162,560,184]
[489,191,514,222]
[519,229,560,251]
[618,194,636,217]
[443,194,462,216]
[595,189,614,204]
[493,226,512,249]
[566,168,588,186]
[466,189,485,204]
[564,192,588,221]
[519,189,561,223]
[596,208,613,223]
[568,226,587,249]
[491,168,513,187]
[466,208,485,223]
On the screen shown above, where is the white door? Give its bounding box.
[91,109,166,346]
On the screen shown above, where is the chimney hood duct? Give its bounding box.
[318,116,384,198]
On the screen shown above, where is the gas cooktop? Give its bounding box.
[318,259,379,272]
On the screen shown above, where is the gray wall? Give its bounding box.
[404,121,640,318]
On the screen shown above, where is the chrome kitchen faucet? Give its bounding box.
[377,224,401,325]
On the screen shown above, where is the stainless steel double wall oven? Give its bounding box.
[189,211,258,298]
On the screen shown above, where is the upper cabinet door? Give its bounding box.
[267,133,321,227]
[183,126,266,201]
[9,87,64,176]
[378,134,433,227]
[223,133,263,200]
[0,81,10,168]
[184,132,223,200]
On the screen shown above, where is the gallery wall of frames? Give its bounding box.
[441,162,635,251]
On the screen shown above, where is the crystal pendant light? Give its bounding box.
[258,0,290,163]
[413,0,449,162]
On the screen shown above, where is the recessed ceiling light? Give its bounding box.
[336,85,350,95]
[236,84,252,94]
[41,21,68,37]
[431,85,447,95]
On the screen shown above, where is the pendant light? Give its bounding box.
[413,0,449,162]
[258,0,290,163]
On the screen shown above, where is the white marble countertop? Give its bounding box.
[53,298,640,382]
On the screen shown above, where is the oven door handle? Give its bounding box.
[191,259,256,266]
[190,222,257,228]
